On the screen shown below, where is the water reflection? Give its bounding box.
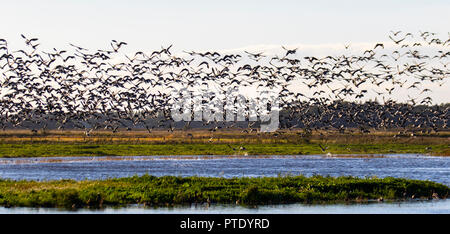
[1,199,449,214]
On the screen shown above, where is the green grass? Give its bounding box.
[0,175,448,209]
[0,143,448,158]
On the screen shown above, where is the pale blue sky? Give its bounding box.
[1,0,449,104]
[1,0,449,52]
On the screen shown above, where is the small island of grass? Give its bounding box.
[0,175,448,209]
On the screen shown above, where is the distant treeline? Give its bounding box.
[0,101,448,133]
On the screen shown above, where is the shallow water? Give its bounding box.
[0,154,449,214]
[0,154,449,186]
[1,199,449,214]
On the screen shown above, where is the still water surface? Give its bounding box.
[0,154,448,185]
[0,200,449,214]
[0,154,449,213]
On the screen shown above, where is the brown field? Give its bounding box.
[0,129,449,145]
[0,129,448,157]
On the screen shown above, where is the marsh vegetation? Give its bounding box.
[0,130,449,157]
[0,175,448,209]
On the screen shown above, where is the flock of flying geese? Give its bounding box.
[0,31,448,135]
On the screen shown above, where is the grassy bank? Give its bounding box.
[0,175,448,208]
[0,130,448,157]
[0,142,449,158]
